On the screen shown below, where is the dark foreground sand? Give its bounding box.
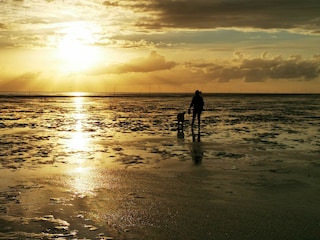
[1,134,320,240]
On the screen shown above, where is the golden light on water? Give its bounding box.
[64,97,98,194]
[72,96,84,114]
[71,166,96,194]
[72,92,88,97]
[68,97,89,152]
[69,132,89,152]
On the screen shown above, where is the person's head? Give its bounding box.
[195,90,201,95]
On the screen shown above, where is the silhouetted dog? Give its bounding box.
[177,112,186,134]
[177,112,185,138]
[177,112,185,125]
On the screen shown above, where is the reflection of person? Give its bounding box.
[192,127,201,142]
[188,90,204,128]
[191,128,203,165]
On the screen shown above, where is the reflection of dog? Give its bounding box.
[177,112,185,138]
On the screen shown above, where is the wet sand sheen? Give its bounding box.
[1,94,320,239]
[1,136,320,239]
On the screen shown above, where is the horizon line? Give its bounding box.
[0,91,319,97]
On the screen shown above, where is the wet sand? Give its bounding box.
[1,95,320,239]
[1,132,320,240]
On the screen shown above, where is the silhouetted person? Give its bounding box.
[188,90,204,128]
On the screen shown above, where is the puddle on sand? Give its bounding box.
[0,181,116,240]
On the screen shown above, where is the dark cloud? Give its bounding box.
[102,1,117,7]
[126,0,320,33]
[240,56,319,81]
[184,53,320,82]
[102,1,150,10]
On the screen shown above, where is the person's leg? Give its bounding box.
[197,112,201,128]
[192,110,196,127]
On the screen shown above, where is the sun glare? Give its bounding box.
[57,39,100,72]
[56,23,102,73]
[72,92,87,97]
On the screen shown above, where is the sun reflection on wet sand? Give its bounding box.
[73,96,84,109]
[64,97,98,194]
[67,97,91,153]
[69,166,97,195]
[69,132,89,152]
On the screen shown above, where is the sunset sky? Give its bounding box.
[0,0,320,93]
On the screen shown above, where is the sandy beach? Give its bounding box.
[1,131,320,239]
[1,94,320,239]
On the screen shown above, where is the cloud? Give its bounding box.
[90,51,176,75]
[126,0,320,33]
[182,53,320,82]
[1,0,319,51]
[241,56,319,81]
[86,50,320,87]
[0,23,8,29]
[0,72,41,91]
[86,51,320,92]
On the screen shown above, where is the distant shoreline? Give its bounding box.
[0,91,319,98]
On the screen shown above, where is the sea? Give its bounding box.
[1,93,319,168]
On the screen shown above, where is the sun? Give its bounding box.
[57,38,100,73]
[56,23,102,73]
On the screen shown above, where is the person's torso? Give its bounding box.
[193,96,204,109]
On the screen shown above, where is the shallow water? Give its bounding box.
[1,93,320,239]
[0,94,319,169]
